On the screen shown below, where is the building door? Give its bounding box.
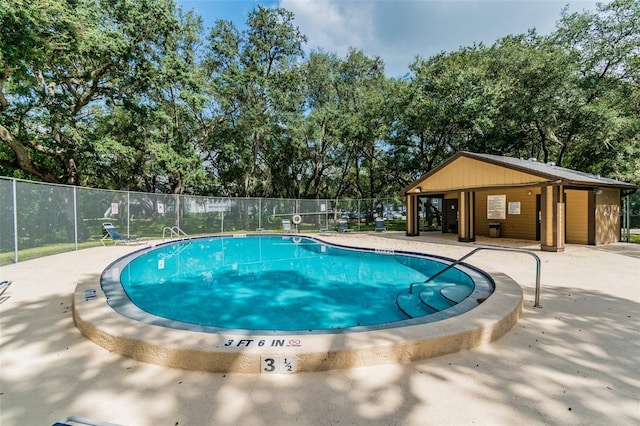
[443,199,459,233]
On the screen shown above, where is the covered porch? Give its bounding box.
[400,152,637,252]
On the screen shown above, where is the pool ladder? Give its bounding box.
[162,226,189,240]
[407,246,542,308]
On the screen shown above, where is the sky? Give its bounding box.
[176,0,602,77]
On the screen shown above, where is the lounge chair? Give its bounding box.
[101,223,145,246]
[0,280,11,296]
[0,280,12,303]
[52,415,122,426]
[338,220,353,232]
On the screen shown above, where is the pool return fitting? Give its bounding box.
[409,246,542,308]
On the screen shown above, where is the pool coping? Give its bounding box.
[72,239,523,373]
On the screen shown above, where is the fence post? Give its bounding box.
[12,179,18,263]
[127,191,131,238]
[175,193,180,230]
[73,186,78,251]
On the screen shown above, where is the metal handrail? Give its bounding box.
[162,226,189,240]
[409,246,542,308]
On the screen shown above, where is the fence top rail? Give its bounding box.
[1,176,405,205]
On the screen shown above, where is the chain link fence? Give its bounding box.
[0,177,407,265]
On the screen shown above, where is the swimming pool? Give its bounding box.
[74,234,523,373]
[102,235,494,334]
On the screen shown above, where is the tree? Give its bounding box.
[295,51,343,198]
[392,45,504,182]
[333,49,388,201]
[202,6,307,197]
[2,0,637,199]
[553,0,640,180]
[0,0,187,186]
[483,32,579,163]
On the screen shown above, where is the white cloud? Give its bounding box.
[280,0,600,77]
[281,0,376,55]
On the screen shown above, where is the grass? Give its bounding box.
[0,241,106,266]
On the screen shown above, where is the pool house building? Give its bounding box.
[400,152,637,252]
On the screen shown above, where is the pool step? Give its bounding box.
[395,288,438,319]
[396,281,474,319]
[440,285,473,303]
[418,286,456,311]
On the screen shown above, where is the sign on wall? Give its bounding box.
[487,195,506,219]
[508,201,521,215]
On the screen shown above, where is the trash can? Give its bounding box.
[489,222,501,238]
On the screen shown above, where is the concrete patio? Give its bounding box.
[1,232,638,425]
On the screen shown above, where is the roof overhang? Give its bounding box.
[400,152,637,197]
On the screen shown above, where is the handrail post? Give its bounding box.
[163,226,189,241]
[532,254,541,308]
[415,246,542,308]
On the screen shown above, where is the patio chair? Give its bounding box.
[101,223,145,246]
[338,220,353,233]
[0,280,11,296]
[0,280,12,303]
[52,415,122,426]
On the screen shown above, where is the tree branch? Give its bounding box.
[0,124,60,182]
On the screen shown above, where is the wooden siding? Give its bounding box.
[415,157,548,192]
[475,188,538,240]
[595,188,621,244]
[565,190,589,244]
[402,153,631,247]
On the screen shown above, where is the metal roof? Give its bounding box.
[464,152,636,188]
[401,151,636,195]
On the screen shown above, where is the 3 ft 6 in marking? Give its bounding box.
[261,356,298,374]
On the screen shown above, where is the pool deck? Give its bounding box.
[1,232,639,425]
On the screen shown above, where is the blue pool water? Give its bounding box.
[103,235,494,333]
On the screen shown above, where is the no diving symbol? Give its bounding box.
[287,339,301,347]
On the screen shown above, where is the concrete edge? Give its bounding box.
[72,270,522,374]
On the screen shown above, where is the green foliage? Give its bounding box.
[1,0,189,186]
[200,6,307,198]
[1,0,638,198]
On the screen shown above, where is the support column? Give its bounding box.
[588,190,596,245]
[405,194,420,236]
[540,184,565,252]
[458,190,476,242]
